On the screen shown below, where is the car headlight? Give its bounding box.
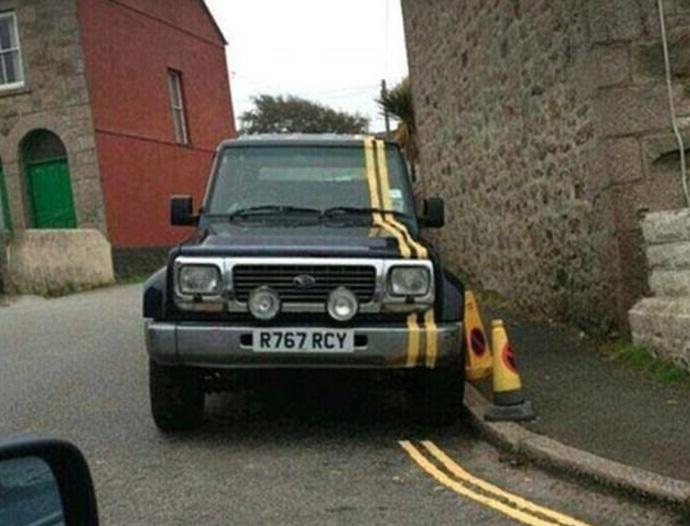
[178,265,222,295]
[388,266,431,296]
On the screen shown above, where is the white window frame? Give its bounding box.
[0,11,24,91]
[167,69,189,145]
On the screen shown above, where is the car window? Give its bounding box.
[0,456,64,526]
[207,145,415,216]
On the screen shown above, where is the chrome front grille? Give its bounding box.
[233,264,377,303]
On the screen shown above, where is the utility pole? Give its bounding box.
[380,79,390,135]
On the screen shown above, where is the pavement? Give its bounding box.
[0,285,684,525]
[476,303,690,484]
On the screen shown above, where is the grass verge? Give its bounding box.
[601,339,690,389]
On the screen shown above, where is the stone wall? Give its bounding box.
[629,209,690,369]
[592,0,690,324]
[0,0,105,232]
[7,229,114,295]
[402,0,690,332]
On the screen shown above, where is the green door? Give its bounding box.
[27,158,77,228]
[0,164,10,232]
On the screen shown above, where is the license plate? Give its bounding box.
[252,329,354,353]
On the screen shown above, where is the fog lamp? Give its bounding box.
[327,287,358,322]
[248,286,280,320]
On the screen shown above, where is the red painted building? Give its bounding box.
[0,0,235,273]
[79,0,235,248]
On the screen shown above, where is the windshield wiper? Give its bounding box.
[223,205,322,222]
[209,205,412,225]
[321,207,413,221]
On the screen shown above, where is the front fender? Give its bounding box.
[143,266,167,320]
[437,270,465,323]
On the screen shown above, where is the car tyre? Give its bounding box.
[406,366,465,426]
[149,359,204,432]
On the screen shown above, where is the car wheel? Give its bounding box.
[406,366,465,426]
[149,359,204,432]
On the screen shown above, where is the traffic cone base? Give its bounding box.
[485,319,536,423]
[493,388,528,407]
[485,400,535,422]
[464,291,493,382]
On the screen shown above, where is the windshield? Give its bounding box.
[206,144,416,220]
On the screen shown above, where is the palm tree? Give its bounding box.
[377,78,418,168]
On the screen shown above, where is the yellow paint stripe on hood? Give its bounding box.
[363,138,411,258]
[374,140,428,259]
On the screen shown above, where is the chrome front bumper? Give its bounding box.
[145,320,463,369]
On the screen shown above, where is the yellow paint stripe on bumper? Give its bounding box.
[423,310,438,368]
[406,313,421,367]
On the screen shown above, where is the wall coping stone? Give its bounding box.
[7,229,114,295]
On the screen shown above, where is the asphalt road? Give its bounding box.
[0,285,683,526]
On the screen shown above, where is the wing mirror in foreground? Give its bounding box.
[0,436,99,525]
[419,197,445,228]
[171,195,199,226]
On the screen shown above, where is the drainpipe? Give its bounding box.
[657,0,690,207]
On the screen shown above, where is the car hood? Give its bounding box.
[177,222,419,259]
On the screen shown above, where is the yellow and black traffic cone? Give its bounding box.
[464,290,493,382]
[485,319,536,422]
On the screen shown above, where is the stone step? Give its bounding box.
[642,208,690,245]
[649,270,690,297]
[629,297,690,370]
[647,241,690,270]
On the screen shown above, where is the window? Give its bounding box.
[167,69,189,144]
[0,12,23,90]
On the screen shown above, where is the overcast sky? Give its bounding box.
[205,0,409,132]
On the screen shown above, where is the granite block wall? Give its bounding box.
[402,0,690,331]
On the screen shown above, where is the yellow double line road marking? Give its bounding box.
[399,440,596,526]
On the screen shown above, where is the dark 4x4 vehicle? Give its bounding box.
[143,135,465,430]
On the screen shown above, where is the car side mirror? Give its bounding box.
[171,195,198,226]
[420,197,445,228]
[0,437,99,525]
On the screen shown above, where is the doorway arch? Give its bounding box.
[21,130,76,228]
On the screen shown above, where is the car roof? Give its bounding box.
[216,134,397,149]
